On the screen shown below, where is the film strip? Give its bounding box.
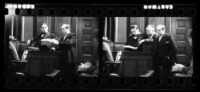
[3,3,199,90]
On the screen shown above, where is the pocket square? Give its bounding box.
[165,41,169,43]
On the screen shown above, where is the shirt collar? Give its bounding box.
[64,33,71,39]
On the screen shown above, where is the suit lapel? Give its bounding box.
[63,33,72,42]
[159,34,166,44]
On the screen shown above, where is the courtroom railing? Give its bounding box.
[119,51,155,77]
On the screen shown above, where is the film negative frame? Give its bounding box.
[3,3,199,90]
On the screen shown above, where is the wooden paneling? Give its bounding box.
[77,17,99,63]
[120,52,154,77]
[127,17,192,65]
[148,17,165,27]
[171,17,192,65]
[25,51,59,76]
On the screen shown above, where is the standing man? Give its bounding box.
[139,25,158,52]
[124,25,142,51]
[57,24,76,78]
[153,25,177,77]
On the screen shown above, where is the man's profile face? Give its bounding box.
[41,24,48,33]
[61,24,70,35]
[146,26,154,36]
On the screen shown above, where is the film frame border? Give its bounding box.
[3,3,199,90]
[4,4,197,16]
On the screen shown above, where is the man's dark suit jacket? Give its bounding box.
[153,33,177,62]
[59,33,76,63]
[139,34,157,52]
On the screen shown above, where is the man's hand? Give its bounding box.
[51,47,56,51]
[51,39,59,45]
[27,39,31,46]
[139,39,146,45]
[146,39,154,42]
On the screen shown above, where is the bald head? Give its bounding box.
[61,24,71,35]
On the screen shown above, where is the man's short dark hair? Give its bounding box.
[130,25,138,29]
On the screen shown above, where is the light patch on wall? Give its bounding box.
[23,16,33,41]
[116,17,127,43]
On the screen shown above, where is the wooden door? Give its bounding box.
[77,17,99,64]
[171,17,192,65]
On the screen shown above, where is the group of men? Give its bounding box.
[124,24,177,77]
[8,22,180,77]
[9,23,76,77]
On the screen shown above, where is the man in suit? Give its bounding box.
[124,25,142,51]
[28,23,57,51]
[22,23,57,63]
[139,25,158,52]
[57,24,76,77]
[153,25,177,77]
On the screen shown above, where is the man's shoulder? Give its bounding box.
[139,33,147,38]
[163,33,172,38]
[68,33,76,39]
[49,32,56,36]
[164,33,171,36]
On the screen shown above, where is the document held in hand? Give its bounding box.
[123,45,138,50]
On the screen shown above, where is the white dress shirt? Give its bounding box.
[159,34,164,42]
